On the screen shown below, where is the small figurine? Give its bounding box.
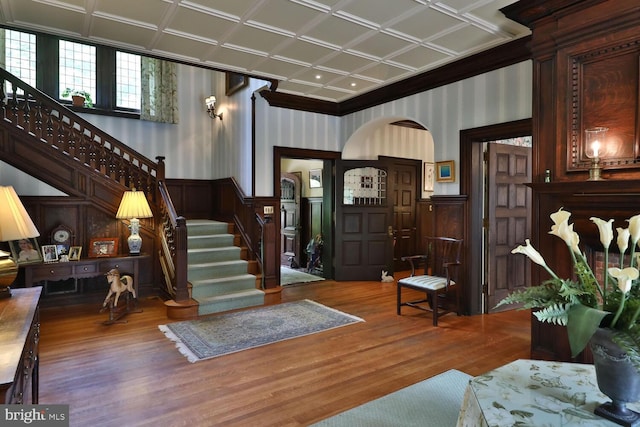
[102,268,135,309]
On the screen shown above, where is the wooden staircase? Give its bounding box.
[187,220,264,315]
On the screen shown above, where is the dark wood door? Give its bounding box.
[387,160,419,272]
[280,173,301,267]
[334,160,394,281]
[486,143,532,311]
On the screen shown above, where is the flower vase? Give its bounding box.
[590,328,640,426]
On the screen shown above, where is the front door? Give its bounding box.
[334,160,394,281]
[486,143,532,311]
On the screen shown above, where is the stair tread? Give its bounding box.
[196,289,264,302]
[190,273,256,284]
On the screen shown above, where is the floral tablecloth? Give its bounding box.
[456,359,640,426]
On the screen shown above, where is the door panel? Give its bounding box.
[280,173,301,267]
[335,160,394,281]
[389,162,418,271]
[486,143,531,311]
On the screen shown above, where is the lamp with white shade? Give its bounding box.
[0,186,40,298]
[116,189,153,255]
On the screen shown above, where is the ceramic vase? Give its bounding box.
[590,327,640,426]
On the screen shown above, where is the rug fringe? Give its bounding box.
[158,325,199,363]
[304,299,365,323]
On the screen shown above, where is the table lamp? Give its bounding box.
[0,186,40,298]
[116,189,153,255]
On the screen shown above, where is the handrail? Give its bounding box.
[158,180,189,301]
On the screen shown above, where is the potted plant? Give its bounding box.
[61,88,93,108]
[497,209,640,424]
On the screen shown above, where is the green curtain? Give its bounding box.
[141,57,178,124]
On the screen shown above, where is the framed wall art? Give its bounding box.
[42,244,59,262]
[436,160,455,182]
[423,162,434,191]
[225,72,248,96]
[68,246,82,261]
[89,238,119,258]
[309,169,322,188]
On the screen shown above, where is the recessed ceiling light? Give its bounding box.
[350,82,356,87]
[315,74,322,79]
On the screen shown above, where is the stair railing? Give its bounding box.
[158,176,189,302]
[0,67,160,200]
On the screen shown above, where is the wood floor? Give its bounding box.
[38,278,531,427]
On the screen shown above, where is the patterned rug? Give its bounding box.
[281,266,325,286]
[311,369,472,427]
[158,299,364,362]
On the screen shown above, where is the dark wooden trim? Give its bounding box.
[261,36,532,116]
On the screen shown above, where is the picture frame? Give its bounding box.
[424,162,435,191]
[42,244,59,262]
[68,246,82,261]
[225,72,248,96]
[436,160,455,182]
[309,169,322,188]
[9,238,42,265]
[88,238,119,258]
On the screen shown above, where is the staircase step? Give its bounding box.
[186,219,230,235]
[188,260,248,281]
[190,274,257,299]
[188,234,235,249]
[188,246,241,263]
[197,289,265,316]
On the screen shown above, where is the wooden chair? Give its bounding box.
[397,236,463,326]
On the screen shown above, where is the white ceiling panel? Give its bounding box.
[0,0,529,102]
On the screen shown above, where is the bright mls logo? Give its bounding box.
[2,405,68,426]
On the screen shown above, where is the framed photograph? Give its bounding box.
[89,238,119,258]
[436,160,455,182]
[42,244,59,262]
[424,162,435,191]
[225,72,248,96]
[68,246,82,261]
[9,238,42,265]
[309,169,322,188]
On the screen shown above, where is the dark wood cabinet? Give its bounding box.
[0,287,41,404]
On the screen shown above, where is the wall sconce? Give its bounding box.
[0,186,40,298]
[205,96,223,120]
[585,127,608,181]
[116,189,153,255]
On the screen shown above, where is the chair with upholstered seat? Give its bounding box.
[397,236,463,326]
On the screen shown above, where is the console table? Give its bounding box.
[0,287,41,404]
[456,359,640,427]
[23,254,149,297]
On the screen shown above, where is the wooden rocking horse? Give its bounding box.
[100,268,140,324]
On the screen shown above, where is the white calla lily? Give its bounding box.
[550,208,571,226]
[628,214,640,246]
[617,227,630,255]
[609,267,639,294]
[591,217,613,249]
[512,239,546,267]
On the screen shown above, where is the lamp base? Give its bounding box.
[0,286,11,299]
[127,218,143,255]
[588,160,605,181]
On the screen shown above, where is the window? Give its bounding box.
[116,51,141,110]
[3,29,36,94]
[59,40,96,103]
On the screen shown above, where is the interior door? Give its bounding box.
[486,143,532,311]
[386,159,419,272]
[334,160,394,281]
[280,173,301,267]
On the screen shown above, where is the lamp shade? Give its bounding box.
[0,186,40,241]
[116,190,153,219]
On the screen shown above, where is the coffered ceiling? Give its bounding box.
[0,0,530,102]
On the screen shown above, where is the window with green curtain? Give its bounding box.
[141,57,178,124]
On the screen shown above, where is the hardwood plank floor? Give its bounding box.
[38,279,531,427]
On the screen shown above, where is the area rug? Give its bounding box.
[281,266,325,286]
[311,369,472,427]
[158,299,363,362]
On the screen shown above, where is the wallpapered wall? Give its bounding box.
[1,60,532,201]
